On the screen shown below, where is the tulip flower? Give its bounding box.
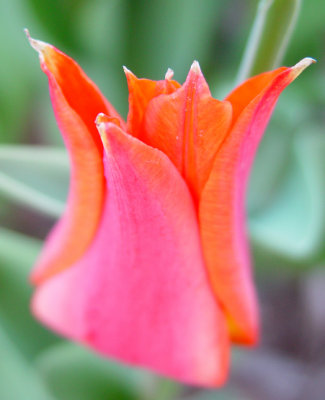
[26,30,313,387]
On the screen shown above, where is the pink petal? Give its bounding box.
[32,118,229,387]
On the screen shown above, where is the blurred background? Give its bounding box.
[0,0,325,399]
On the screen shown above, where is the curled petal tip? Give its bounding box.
[96,113,121,149]
[165,68,174,80]
[25,28,48,55]
[190,60,202,74]
[96,114,110,148]
[95,112,109,126]
[291,57,316,77]
[96,112,121,129]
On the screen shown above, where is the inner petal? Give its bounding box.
[142,62,232,204]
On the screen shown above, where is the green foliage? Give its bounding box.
[0,228,59,358]
[0,327,55,399]
[35,342,180,400]
[250,130,325,266]
[0,146,68,217]
[0,229,56,398]
[25,0,86,50]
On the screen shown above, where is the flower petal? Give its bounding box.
[125,67,180,138]
[199,58,315,344]
[32,119,229,387]
[27,33,125,283]
[142,61,232,203]
[226,68,287,126]
[27,31,125,136]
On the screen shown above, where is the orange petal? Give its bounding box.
[32,119,229,387]
[27,32,125,283]
[142,61,232,203]
[199,58,315,344]
[226,57,316,127]
[226,68,286,126]
[125,67,181,138]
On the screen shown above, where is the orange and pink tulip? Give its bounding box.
[27,31,313,387]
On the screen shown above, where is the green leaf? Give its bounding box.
[0,228,59,359]
[0,145,69,217]
[36,342,180,400]
[0,0,42,143]
[0,326,56,400]
[237,0,301,82]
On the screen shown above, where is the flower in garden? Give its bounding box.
[26,30,313,387]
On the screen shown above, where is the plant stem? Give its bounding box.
[236,0,301,83]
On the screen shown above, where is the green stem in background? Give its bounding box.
[236,0,301,83]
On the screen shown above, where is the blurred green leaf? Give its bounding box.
[36,342,180,400]
[76,0,127,63]
[25,0,86,50]
[0,145,68,217]
[73,0,129,117]
[0,228,59,359]
[0,326,56,400]
[0,0,42,142]
[124,0,221,81]
[249,129,325,267]
[237,0,301,82]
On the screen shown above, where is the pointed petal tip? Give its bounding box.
[24,28,48,55]
[165,68,174,80]
[122,65,130,74]
[123,65,137,81]
[190,60,202,74]
[24,27,31,39]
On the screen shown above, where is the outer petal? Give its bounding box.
[125,67,180,138]
[226,67,287,125]
[27,33,125,283]
[199,58,315,344]
[32,118,229,387]
[142,62,232,203]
